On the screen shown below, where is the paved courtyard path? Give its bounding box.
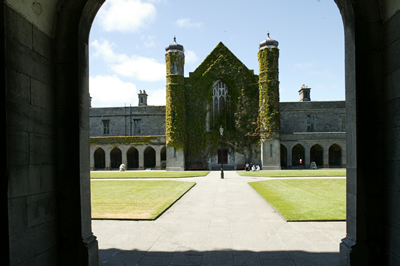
[92,171,345,265]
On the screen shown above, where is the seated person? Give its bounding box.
[256,165,260,171]
[251,165,256,171]
[245,163,250,171]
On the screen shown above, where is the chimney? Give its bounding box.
[138,90,148,106]
[299,84,311,102]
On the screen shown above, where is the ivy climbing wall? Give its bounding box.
[258,46,280,140]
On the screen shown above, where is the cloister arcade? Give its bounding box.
[90,145,167,170]
[280,141,346,169]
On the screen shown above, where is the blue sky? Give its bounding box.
[89,0,345,107]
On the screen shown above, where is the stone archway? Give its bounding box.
[94,148,105,169]
[329,144,342,167]
[127,147,139,169]
[3,0,396,265]
[110,147,122,169]
[310,144,323,167]
[144,146,156,169]
[292,144,305,168]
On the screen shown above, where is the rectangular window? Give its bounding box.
[133,119,142,134]
[218,149,228,164]
[307,115,315,131]
[102,120,110,135]
[341,114,346,130]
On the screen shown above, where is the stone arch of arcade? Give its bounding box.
[90,144,166,170]
[281,141,346,169]
[4,0,399,265]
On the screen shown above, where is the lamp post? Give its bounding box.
[219,125,224,179]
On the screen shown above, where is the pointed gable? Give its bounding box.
[188,42,253,83]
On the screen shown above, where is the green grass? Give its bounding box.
[91,171,209,179]
[91,180,195,219]
[238,169,346,177]
[249,178,346,221]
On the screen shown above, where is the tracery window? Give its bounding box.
[211,81,228,129]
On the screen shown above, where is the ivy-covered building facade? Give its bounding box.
[90,36,346,171]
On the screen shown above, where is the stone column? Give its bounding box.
[155,146,162,170]
[105,146,111,170]
[138,146,144,170]
[287,144,292,169]
[323,144,329,168]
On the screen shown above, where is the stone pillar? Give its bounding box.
[105,147,111,170]
[323,144,329,168]
[261,136,281,170]
[286,145,292,169]
[138,146,144,170]
[121,146,128,168]
[304,144,310,169]
[166,147,185,171]
[155,146,162,170]
[90,147,95,171]
[258,33,281,170]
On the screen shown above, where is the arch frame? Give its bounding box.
[3,0,398,264]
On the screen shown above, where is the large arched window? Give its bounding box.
[211,81,229,129]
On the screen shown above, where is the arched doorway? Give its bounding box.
[280,144,287,168]
[329,144,342,167]
[310,144,323,167]
[144,147,156,169]
[161,146,166,169]
[127,147,139,169]
[292,144,305,168]
[94,148,105,170]
[110,147,122,169]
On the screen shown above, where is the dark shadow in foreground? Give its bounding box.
[99,248,339,265]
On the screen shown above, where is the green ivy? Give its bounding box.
[258,47,280,140]
[180,42,260,164]
[90,136,163,146]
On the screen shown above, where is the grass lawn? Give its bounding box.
[91,180,195,219]
[249,178,346,221]
[238,169,346,177]
[91,171,209,179]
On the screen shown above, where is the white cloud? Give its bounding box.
[185,50,199,64]
[89,75,138,107]
[147,88,166,106]
[97,0,156,33]
[175,18,203,29]
[110,55,165,82]
[91,39,165,82]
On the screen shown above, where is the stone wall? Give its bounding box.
[280,101,346,134]
[90,106,166,136]
[4,5,59,264]
[382,6,400,263]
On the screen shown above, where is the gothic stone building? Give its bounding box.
[89,38,346,171]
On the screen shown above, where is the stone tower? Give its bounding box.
[165,37,186,171]
[258,33,281,170]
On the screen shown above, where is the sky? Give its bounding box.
[89,0,345,107]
